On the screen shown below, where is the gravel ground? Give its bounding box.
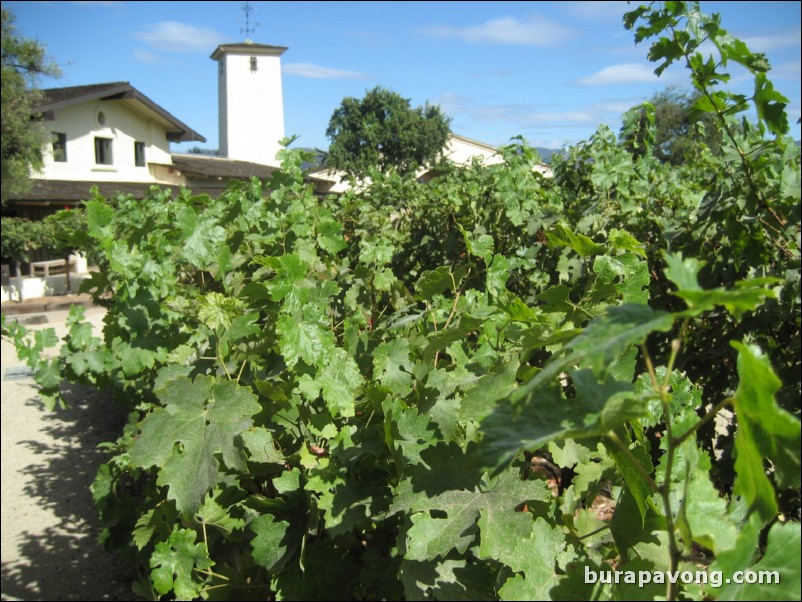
[1,305,136,601]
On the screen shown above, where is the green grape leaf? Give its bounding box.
[394,468,550,562]
[611,488,670,571]
[399,558,497,602]
[480,371,648,473]
[85,199,115,240]
[663,252,778,318]
[547,222,605,258]
[416,266,453,300]
[182,218,227,269]
[261,253,309,303]
[680,470,738,554]
[604,436,654,527]
[459,225,495,259]
[609,229,647,257]
[497,518,564,601]
[133,504,178,551]
[713,520,800,600]
[735,522,800,600]
[373,338,413,396]
[384,398,439,466]
[275,313,334,368]
[477,506,533,566]
[242,427,285,464]
[317,218,347,254]
[731,343,801,522]
[486,253,511,296]
[195,487,248,536]
[663,251,705,292]
[130,375,261,515]
[251,514,291,572]
[528,304,675,389]
[118,344,156,378]
[149,528,213,600]
[404,512,476,561]
[754,72,789,135]
[319,349,363,418]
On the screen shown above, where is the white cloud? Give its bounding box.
[282,63,368,80]
[132,48,163,64]
[742,29,801,53]
[771,60,802,81]
[439,92,607,127]
[422,15,573,46]
[133,21,224,53]
[576,63,660,86]
[438,91,653,146]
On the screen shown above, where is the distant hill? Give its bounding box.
[534,147,561,162]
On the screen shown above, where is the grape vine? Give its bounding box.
[2,2,799,600]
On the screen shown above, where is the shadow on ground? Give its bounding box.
[1,383,136,601]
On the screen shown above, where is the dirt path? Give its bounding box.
[1,306,135,601]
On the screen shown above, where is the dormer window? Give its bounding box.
[250,56,258,72]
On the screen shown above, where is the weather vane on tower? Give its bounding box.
[240,1,259,40]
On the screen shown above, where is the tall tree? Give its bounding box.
[620,87,722,164]
[1,8,60,202]
[325,86,451,177]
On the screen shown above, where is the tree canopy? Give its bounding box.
[325,86,451,177]
[620,87,722,164]
[1,8,59,202]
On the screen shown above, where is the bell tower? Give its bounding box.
[211,41,287,166]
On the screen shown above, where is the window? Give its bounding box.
[134,141,146,167]
[52,133,67,162]
[250,56,258,72]
[94,137,113,165]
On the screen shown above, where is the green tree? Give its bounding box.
[620,87,721,164]
[1,8,60,202]
[325,86,451,177]
[0,217,38,277]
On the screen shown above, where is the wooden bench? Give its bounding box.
[29,258,75,277]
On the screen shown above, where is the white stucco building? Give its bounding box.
[35,82,204,185]
[5,36,548,220]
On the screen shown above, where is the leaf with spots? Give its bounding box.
[130,375,261,516]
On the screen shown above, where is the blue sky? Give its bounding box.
[6,1,801,153]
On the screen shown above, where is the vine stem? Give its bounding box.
[640,332,681,602]
[577,524,611,541]
[236,359,247,384]
[656,317,688,602]
[606,430,659,493]
[668,19,792,260]
[433,267,468,366]
[217,341,233,380]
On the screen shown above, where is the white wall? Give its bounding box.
[35,101,172,183]
[443,136,504,167]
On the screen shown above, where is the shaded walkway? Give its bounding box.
[2,309,135,601]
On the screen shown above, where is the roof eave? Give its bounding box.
[38,82,206,143]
